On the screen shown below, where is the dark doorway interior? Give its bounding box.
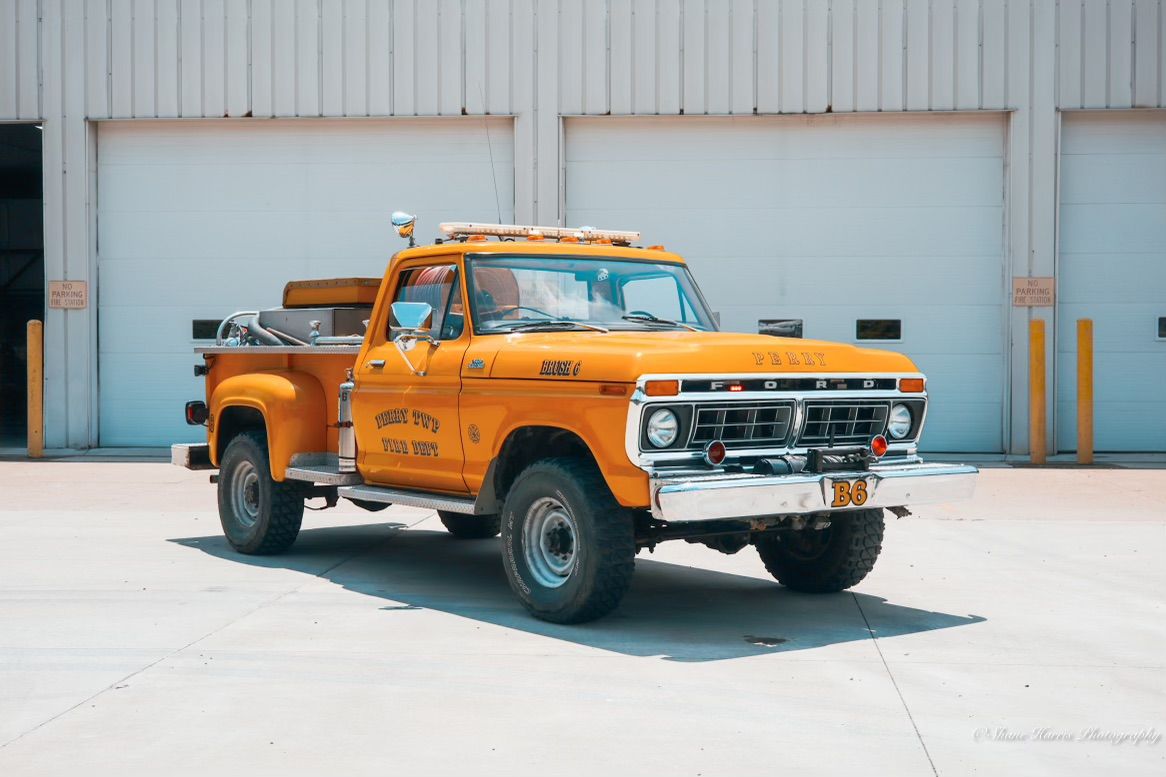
[0,124,44,447]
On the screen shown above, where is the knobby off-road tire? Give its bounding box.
[217,431,304,555]
[755,509,885,593]
[438,510,501,539]
[500,458,635,624]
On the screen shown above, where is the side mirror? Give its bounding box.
[391,301,433,330]
[391,211,417,246]
[390,301,435,352]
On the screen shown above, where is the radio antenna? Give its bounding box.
[480,82,503,224]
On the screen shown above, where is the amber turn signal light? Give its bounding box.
[644,379,680,396]
[599,384,627,397]
[899,378,925,393]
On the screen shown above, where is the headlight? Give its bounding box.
[646,408,680,448]
[887,403,913,439]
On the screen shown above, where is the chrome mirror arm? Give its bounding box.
[391,331,439,376]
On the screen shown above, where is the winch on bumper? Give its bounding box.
[649,461,978,523]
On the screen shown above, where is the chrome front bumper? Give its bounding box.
[649,461,978,523]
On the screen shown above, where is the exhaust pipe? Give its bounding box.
[338,369,356,473]
[239,314,284,346]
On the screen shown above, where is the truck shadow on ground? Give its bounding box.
[171,522,985,662]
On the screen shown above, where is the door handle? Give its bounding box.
[367,359,386,369]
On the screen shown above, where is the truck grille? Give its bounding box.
[797,401,890,446]
[690,402,794,448]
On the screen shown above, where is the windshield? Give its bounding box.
[466,255,716,334]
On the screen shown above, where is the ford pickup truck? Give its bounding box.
[174,215,977,623]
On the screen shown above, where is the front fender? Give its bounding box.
[209,370,327,481]
[460,379,649,507]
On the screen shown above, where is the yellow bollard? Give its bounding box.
[27,320,43,458]
[1029,319,1046,465]
[1077,319,1093,464]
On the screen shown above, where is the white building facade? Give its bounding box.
[0,0,1163,454]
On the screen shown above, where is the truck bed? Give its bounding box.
[199,345,363,460]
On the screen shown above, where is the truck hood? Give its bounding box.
[466,331,919,382]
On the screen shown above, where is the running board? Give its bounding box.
[283,452,363,486]
[337,484,479,515]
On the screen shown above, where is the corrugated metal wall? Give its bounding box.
[6,1,1165,120]
[1059,0,1166,108]
[0,0,1163,450]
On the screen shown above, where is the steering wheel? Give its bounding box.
[627,310,656,318]
[501,305,557,320]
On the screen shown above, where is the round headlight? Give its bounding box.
[887,403,913,439]
[646,408,679,448]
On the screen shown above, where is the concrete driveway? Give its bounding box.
[0,461,1162,776]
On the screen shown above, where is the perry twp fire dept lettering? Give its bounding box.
[381,438,409,454]
[376,407,441,433]
[381,438,442,457]
[539,359,581,377]
[375,408,409,429]
[378,407,442,456]
[412,409,440,434]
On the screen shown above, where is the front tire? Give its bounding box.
[755,509,885,593]
[438,510,501,539]
[500,458,635,624]
[217,431,304,555]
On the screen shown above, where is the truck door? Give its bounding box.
[353,260,470,493]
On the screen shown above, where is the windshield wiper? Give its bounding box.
[621,313,699,331]
[499,319,610,333]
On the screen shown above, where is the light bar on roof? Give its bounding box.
[439,222,641,246]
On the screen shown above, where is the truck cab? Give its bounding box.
[175,217,977,623]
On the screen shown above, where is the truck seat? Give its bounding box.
[472,267,520,320]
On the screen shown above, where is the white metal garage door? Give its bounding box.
[97,118,513,446]
[1057,112,1166,452]
[566,114,1006,452]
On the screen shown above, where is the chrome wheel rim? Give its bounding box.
[230,459,260,528]
[522,497,578,589]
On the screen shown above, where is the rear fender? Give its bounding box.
[209,370,328,480]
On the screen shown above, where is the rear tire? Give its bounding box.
[217,431,304,555]
[755,509,884,593]
[438,510,501,539]
[500,458,635,623]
